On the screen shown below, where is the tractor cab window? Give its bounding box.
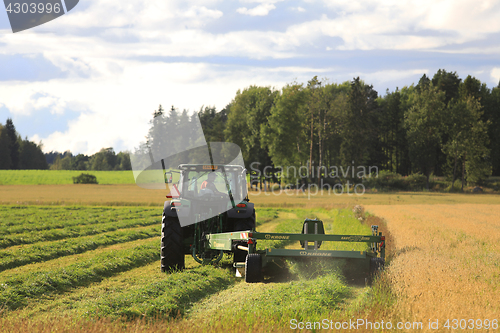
[185,169,233,197]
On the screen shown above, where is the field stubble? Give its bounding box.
[366,204,500,326]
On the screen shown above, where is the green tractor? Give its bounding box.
[161,164,255,272]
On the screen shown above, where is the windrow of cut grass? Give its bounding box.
[0,226,159,271]
[0,239,159,311]
[0,206,157,233]
[0,212,160,249]
[0,170,135,185]
[183,259,356,331]
[79,265,235,320]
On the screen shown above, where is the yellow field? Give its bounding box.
[366,204,500,329]
[2,184,500,206]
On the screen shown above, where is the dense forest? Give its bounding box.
[148,70,499,190]
[1,69,499,190]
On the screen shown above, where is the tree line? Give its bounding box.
[0,118,131,171]
[151,69,499,190]
[0,118,48,170]
[2,68,499,191]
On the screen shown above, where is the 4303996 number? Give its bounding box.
[6,2,61,14]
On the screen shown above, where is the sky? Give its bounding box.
[0,0,500,155]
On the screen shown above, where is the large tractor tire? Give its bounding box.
[233,211,256,264]
[245,253,263,283]
[161,215,185,272]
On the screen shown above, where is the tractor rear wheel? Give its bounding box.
[245,253,263,283]
[161,215,185,272]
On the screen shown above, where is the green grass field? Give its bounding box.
[0,205,383,332]
[0,170,136,185]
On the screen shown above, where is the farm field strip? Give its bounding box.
[3,184,500,207]
[13,261,236,321]
[0,204,380,330]
[0,238,159,311]
[0,225,159,271]
[365,204,500,323]
[0,170,136,185]
[0,211,160,249]
[0,206,158,233]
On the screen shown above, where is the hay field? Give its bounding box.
[2,184,500,206]
[366,204,500,329]
[0,206,374,332]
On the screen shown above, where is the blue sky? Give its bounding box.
[0,0,499,155]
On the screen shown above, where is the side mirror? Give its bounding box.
[165,172,173,184]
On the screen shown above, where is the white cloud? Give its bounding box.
[491,68,500,85]
[237,3,276,16]
[1,0,500,155]
[1,61,296,154]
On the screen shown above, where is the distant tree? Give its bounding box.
[18,138,48,169]
[340,77,379,175]
[73,154,89,170]
[5,118,20,169]
[90,148,115,171]
[315,81,349,185]
[416,74,431,93]
[261,83,308,183]
[432,69,462,106]
[226,86,277,187]
[486,86,500,175]
[199,106,227,142]
[0,124,12,169]
[377,88,410,174]
[116,151,131,170]
[405,84,446,189]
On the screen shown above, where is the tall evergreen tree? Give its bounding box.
[0,124,12,169]
[5,118,20,169]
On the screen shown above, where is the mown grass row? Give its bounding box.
[80,265,235,319]
[0,214,160,249]
[205,270,351,327]
[0,239,159,311]
[0,226,159,271]
[0,206,157,232]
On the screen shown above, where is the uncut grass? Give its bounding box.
[365,204,500,327]
[0,206,158,234]
[4,184,500,207]
[0,170,135,185]
[0,226,159,271]
[0,211,160,249]
[0,238,159,311]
